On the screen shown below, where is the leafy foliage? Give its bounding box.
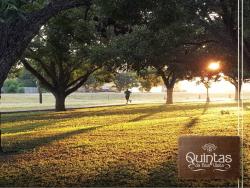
[113,72,139,92]
[18,68,37,87]
[84,69,114,92]
[138,69,162,92]
[0,0,47,22]
[3,79,24,93]
[23,9,113,110]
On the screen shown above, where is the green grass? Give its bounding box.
[0,92,238,111]
[0,102,249,187]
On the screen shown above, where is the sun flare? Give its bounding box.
[208,61,220,71]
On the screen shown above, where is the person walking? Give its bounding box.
[124,89,132,104]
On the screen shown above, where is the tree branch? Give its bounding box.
[182,40,218,46]
[0,0,92,87]
[21,58,54,92]
[156,67,169,87]
[66,67,100,95]
[170,72,177,87]
[26,48,58,85]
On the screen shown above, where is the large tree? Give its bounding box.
[96,0,250,103]
[223,57,250,101]
[112,21,211,104]
[0,0,91,88]
[22,10,111,111]
[186,1,250,101]
[190,0,250,71]
[99,0,224,104]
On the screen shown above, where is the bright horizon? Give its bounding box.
[131,78,250,93]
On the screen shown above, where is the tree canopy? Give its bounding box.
[22,9,113,110]
[0,0,91,87]
[1,0,249,105]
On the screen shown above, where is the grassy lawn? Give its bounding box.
[0,92,239,111]
[0,102,249,187]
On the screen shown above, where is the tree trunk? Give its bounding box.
[55,94,66,111]
[166,87,173,104]
[206,87,210,102]
[234,84,242,101]
[0,129,3,153]
[0,91,3,152]
[0,0,91,88]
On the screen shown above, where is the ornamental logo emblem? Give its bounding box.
[186,143,232,172]
[178,136,240,179]
[202,143,217,153]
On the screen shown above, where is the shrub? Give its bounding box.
[3,79,23,93]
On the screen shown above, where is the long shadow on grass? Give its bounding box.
[2,121,57,134]
[2,102,234,124]
[128,105,165,122]
[2,105,165,123]
[3,126,104,155]
[184,102,209,128]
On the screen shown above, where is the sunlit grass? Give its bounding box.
[0,92,241,111]
[0,102,249,187]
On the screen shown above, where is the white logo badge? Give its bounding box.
[185,143,232,172]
